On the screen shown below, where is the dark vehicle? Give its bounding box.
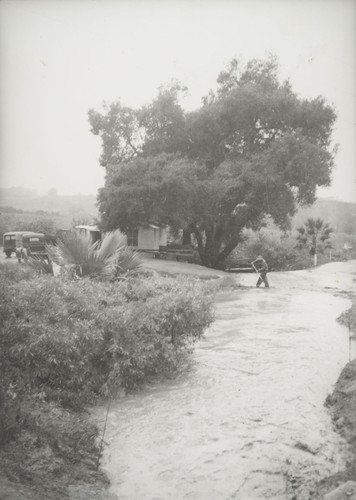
[21,233,47,259]
[3,231,37,258]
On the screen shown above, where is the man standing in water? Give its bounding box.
[251,255,269,288]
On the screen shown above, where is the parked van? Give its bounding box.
[3,231,36,258]
[21,233,47,258]
[3,231,47,261]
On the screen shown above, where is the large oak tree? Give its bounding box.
[89,57,337,269]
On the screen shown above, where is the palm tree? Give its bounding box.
[46,230,143,280]
[296,217,333,266]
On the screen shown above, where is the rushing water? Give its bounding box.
[99,261,356,500]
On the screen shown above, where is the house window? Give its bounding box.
[127,229,138,247]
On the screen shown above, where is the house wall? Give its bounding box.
[75,225,166,252]
[117,231,127,245]
[138,227,159,250]
[158,227,168,247]
[75,226,101,244]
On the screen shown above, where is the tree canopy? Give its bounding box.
[90,56,337,268]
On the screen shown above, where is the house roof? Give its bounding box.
[75,225,100,232]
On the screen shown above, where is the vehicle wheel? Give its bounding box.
[5,250,12,258]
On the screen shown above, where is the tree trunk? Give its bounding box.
[192,224,243,270]
[214,236,242,269]
[182,229,191,246]
[191,226,217,268]
[192,226,205,262]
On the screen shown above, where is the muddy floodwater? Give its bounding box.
[99,261,356,500]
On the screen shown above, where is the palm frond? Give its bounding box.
[112,246,144,280]
[48,230,143,280]
[97,231,127,260]
[25,256,53,275]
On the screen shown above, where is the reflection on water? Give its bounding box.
[100,262,356,500]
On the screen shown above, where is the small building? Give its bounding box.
[75,225,101,244]
[75,224,168,256]
[343,243,353,250]
[127,224,167,252]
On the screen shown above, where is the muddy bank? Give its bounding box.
[314,295,356,500]
[285,358,356,500]
[310,359,356,499]
[0,398,113,499]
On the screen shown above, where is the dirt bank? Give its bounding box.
[314,295,356,499]
[310,359,356,499]
[0,398,113,499]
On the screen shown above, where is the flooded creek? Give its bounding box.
[100,261,356,499]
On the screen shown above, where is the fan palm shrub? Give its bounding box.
[25,255,54,275]
[46,230,143,280]
[296,217,333,266]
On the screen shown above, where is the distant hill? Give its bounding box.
[1,188,354,236]
[292,198,356,234]
[0,187,98,218]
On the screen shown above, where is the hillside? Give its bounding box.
[1,189,355,237]
[292,198,356,234]
[0,187,98,217]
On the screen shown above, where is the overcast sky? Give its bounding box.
[0,0,355,202]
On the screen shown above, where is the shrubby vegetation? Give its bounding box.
[0,211,62,241]
[0,263,214,411]
[228,225,298,271]
[227,217,348,271]
[46,230,143,280]
[0,256,214,498]
[296,217,333,266]
[0,214,56,236]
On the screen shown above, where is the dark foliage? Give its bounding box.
[90,56,337,269]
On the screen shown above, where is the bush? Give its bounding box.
[46,230,143,280]
[0,271,214,410]
[227,217,354,271]
[227,225,303,271]
[226,217,338,271]
[0,214,57,240]
[108,276,214,389]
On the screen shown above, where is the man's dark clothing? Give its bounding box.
[251,256,269,288]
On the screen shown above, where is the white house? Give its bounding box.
[75,225,101,244]
[75,224,167,256]
[127,224,167,252]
